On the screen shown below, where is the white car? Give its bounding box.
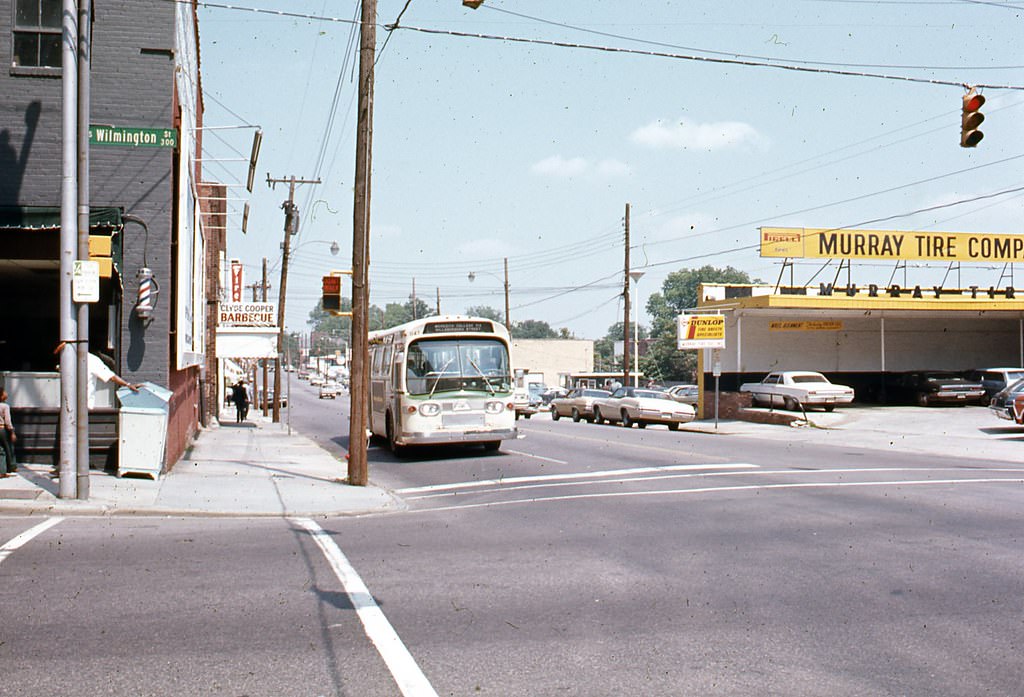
[309,374,325,387]
[318,382,340,399]
[591,387,696,430]
[740,371,854,412]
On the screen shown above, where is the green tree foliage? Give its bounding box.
[512,319,558,339]
[465,305,505,323]
[642,266,758,382]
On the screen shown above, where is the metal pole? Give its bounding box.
[262,257,269,417]
[348,0,376,487]
[633,277,640,387]
[58,0,79,499]
[76,0,91,498]
[623,203,631,387]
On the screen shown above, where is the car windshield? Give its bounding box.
[405,338,511,395]
[790,374,829,383]
[635,390,672,401]
[583,390,610,398]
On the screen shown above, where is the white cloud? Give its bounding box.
[531,155,631,179]
[630,118,765,151]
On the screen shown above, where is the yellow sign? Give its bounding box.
[769,321,843,331]
[677,314,725,349]
[760,227,1024,262]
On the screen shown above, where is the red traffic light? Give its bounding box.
[960,89,985,148]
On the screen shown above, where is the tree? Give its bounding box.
[643,266,758,382]
[512,319,558,339]
[465,305,505,323]
[594,321,647,374]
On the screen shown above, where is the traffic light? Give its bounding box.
[322,274,342,312]
[961,88,985,148]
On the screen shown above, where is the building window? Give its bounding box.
[13,0,62,69]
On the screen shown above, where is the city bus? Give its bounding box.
[368,316,517,453]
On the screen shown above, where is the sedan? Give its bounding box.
[318,382,340,399]
[550,388,611,423]
[592,387,696,430]
[988,377,1024,423]
[666,384,699,405]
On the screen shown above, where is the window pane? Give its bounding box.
[41,0,61,28]
[16,0,37,26]
[13,33,39,67]
[40,33,62,67]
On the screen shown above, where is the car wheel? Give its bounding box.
[917,393,930,407]
[571,408,581,423]
[824,404,835,412]
[783,396,799,411]
[637,422,647,429]
[483,441,501,452]
[592,407,603,424]
[621,410,633,428]
[551,409,561,421]
[668,422,679,431]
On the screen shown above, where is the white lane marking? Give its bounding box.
[409,477,1024,514]
[504,449,568,465]
[291,517,438,697]
[0,517,63,565]
[396,463,760,495]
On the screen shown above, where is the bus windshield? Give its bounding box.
[405,338,511,396]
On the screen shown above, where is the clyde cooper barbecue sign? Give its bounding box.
[761,227,1024,263]
[218,302,276,327]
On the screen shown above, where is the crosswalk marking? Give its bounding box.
[0,517,64,566]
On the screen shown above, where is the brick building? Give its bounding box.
[0,1,218,472]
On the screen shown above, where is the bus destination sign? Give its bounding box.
[424,321,494,334]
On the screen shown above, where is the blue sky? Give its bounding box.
[197,0,1024,339]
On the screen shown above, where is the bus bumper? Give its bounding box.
[399,428,518,446]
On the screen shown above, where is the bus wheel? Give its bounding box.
[386,414,406,457]
[483,441,501,452]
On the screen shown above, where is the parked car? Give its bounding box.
[666,384,699,405]
[888,371,985,406]
[256,391,287,409]
[988,377,1024,423]
[740,371,855,412]
[318,381,340,399]
[550,388,611,422]
[309,374,325,387]
[540,386,570,406]
[591,387,696,430]
[967,368,1024,400]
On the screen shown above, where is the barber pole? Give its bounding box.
[136,267,155,320]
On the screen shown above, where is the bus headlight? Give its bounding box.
[418,403,441,417]
[485,401,505,414]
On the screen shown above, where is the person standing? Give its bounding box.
[231,380,250,422]
[53,342,141,408]
[0,389,17,477]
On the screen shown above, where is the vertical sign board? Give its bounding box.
[230,260,244,302]
[676,314,726,350]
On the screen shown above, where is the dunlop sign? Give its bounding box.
[760,227,1024,263]
[677,314,726,349]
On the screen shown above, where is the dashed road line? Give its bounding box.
[291,517,438,697]
[0,517,63,566]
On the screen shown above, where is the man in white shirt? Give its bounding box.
[55,343,141,408]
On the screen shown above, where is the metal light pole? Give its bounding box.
[468,258,510,332]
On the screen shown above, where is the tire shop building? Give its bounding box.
[0,1,221,472]
[693,227,1024,412]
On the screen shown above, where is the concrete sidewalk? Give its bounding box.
[0,411,402,517]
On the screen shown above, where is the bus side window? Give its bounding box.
[372,346,384,376]
[382,345,394,377]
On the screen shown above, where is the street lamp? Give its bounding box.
[468,257,510,332]
[629,270,645,387]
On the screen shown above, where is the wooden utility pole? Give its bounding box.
[411,277,417,320]
[261,257,269,416]
[503,257,511,333]
[436,287,440,315]
[348,0,376,486]
[267,175,320,423]
[623,203,631,387]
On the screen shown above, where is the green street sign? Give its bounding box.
[89,125,177,148]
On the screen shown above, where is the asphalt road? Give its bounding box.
[2,380,1022,696]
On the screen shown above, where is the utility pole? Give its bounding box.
[503,257,511,333]
[349,0,376,487]
[261,257,269,416]
[436,287,440,315]
[267,175,320,424]
[623,203,631,388]
[411,277,417,320]
[76,0,92,499]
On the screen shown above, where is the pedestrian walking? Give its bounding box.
[0,388,17,476]
[231,380,250,422]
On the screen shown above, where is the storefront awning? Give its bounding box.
[216,328,281,359]
[0,205,123,232]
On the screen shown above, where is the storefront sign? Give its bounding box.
[677,314,726,349]
[770,321,843,331]
[89,125,177,148]
[230,260,244,302]
[218,302,277,327]
[761,226,1024,263]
